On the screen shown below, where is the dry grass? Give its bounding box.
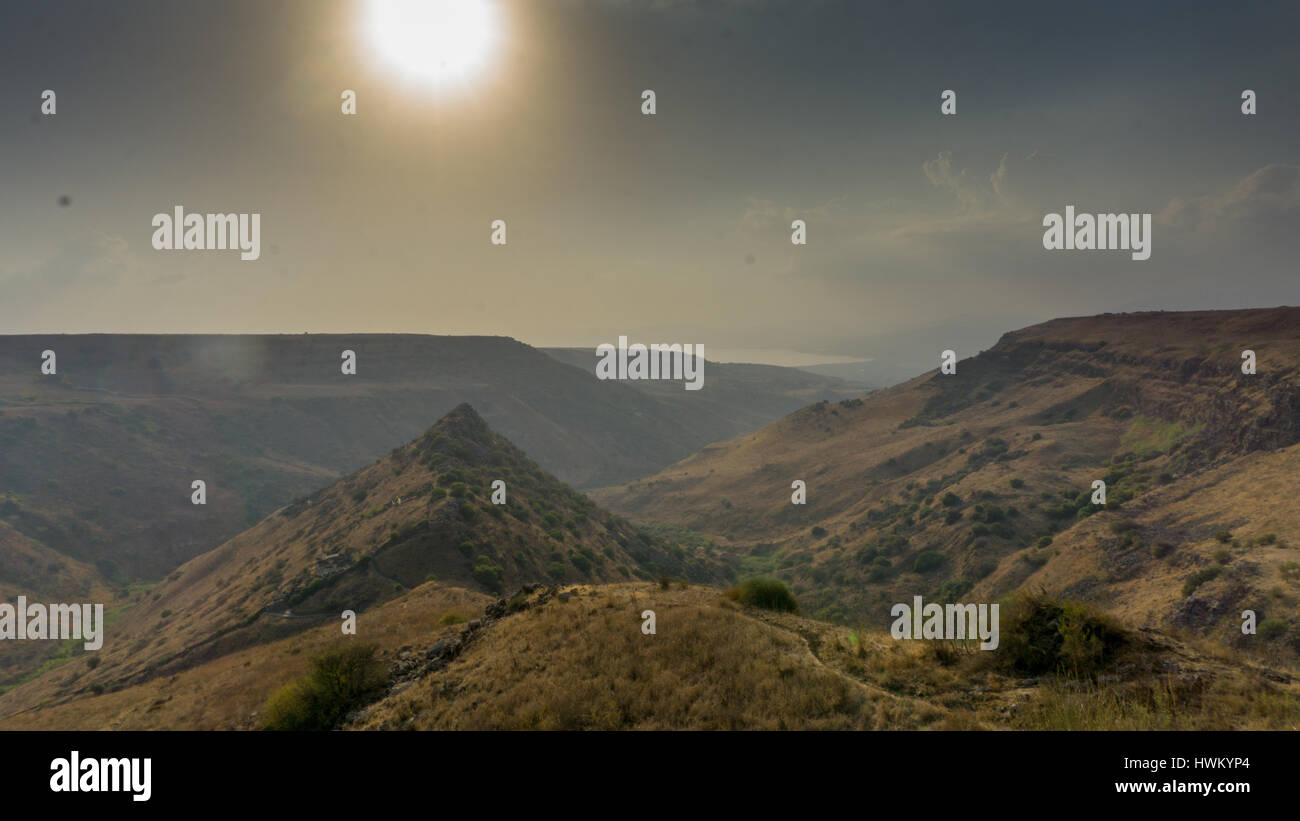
[352,584,944,730]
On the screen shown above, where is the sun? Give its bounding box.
[363,0,501,90]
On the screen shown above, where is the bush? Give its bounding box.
[1257,533,1277,546]
[1215,531,1232,543]
[439,612,467,625]
[1036,535,1053,549]
[1009,478,1025,489]
[811,526,827,538]
[912,551,944,573]
[993,591,1125,677]
[1258,619,1288,639]
[944,510,962,525]
[727,577,798,613]
[262,643,387,730]
[941,492,962,507]
[1182,565,1223,597]
[472,558,504,592]
[1149,542,1173,559]
[934,578,972,601]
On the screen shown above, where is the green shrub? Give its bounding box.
[941,492,961,507]
[472,558,504,592]
[1149,542,1173,558]
[944,510,962,525]
[1215,531,1232,543]
[1258,619,1288,639]
[1256,533,1277,546]
[1182,565,1223,597]
[993,591,1125,677]
[1036,535,1053,548]
[727,577,799,613]
[262,643,387,730]
[934,578,972,601]
[811,526,827,538]
[438,612,467,625]
[1009,477,1025,489]
[912,551,944,573]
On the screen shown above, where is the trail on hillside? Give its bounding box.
[740,608,968,727]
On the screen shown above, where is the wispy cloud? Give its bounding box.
[1159,164,1300,231]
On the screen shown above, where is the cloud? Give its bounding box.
[922,150,1014,212]
[893,151,1032,242]
[1159,164,1300,231]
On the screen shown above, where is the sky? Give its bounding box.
[1,0,1297,366]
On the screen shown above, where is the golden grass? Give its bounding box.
[352,585,944,730]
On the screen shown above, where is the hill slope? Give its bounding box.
[594,308,1300,650]
[5,581,1296,731]
[0,404,728,702]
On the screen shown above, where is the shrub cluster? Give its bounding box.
[262,644,388,730]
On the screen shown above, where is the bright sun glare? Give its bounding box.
[364,0,501,90]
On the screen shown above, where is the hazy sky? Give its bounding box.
[1,0,1297,364]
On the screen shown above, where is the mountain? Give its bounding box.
[0,333,821,589]
[543,347,863,430]
[0,403,730,702]
[593,308,1300,652]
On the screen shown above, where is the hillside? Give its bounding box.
[0,404,729,702]
[0,333,824,589]
[5,580,1296,731]
[594,308,1300,651]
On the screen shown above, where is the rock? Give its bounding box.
[426,640,451,659]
